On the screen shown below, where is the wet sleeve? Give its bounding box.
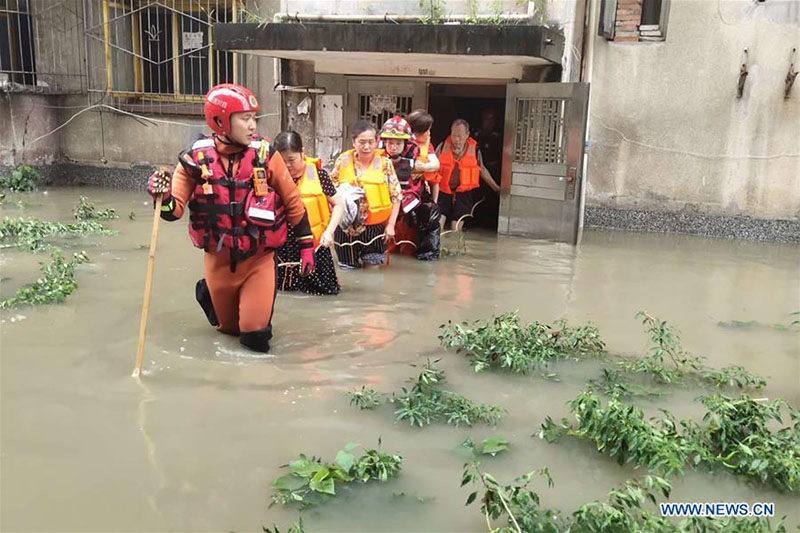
[328,154,344,187]
[318,169,337,197]
[414,151,439,173]
[161,163,195,221]
[476,149,488,173]
[267,151,313,242]
[383,157,403,204]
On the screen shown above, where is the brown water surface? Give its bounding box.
[1,187,798,531]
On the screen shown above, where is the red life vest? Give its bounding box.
[438,136,480,194]
[179,135,287,266]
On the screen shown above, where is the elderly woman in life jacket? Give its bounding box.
[274,131,343,295]
[330,120,402,269]
[435,118,501,232]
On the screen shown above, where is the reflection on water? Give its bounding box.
[1,187,798,531]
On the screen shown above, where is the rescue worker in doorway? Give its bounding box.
[380,114,441,261]
[274,130,343,295]
[435,119,501,231]
[331,120,402,269]
[145,83,315,353]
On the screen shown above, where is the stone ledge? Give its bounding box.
[585,206,800,244]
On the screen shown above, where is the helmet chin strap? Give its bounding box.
[215,133,246,148]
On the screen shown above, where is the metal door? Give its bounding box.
[498,83,589,244]
[345,79,427,134]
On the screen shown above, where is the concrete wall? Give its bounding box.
[278,0,530,17]
[586,0,800,220]
[0,94,61,166]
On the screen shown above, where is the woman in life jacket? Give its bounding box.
[274,131,343,295]
[145,83,315,353]
[330,120,402,269]
[380,115,441,261]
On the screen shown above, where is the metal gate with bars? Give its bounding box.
[500,82,589,244]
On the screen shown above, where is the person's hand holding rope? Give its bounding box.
[384,223,396,244]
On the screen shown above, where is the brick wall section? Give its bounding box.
[614,0,642,42]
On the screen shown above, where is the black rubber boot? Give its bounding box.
[240,326,272,353]
[195,279,219,327]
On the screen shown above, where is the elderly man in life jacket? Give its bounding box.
[435,119,501,232]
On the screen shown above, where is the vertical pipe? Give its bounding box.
[207,0,214,91]
[231,0,237,83]
[102,0,112,93]
[171,6,179,95]
[132,0,141,93]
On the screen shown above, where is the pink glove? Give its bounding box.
[300,246,315,276]
[147,169,172,202]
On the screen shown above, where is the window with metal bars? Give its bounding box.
[514,98,566,165]
[0,0,36,86]
[86,0,239,109]
[358,94,413,129]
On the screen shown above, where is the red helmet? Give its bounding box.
[203,83,260,137]
[380,116,412,140]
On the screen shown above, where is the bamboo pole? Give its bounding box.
[133,195,163,378]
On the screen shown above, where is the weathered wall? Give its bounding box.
[278,0,530,17]
[0,94,61,166]
[586,0,800,220]
[47,1,282,170]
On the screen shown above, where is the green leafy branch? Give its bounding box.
[0,217,112,252]
[463,463,788,532]
[0,164,39,192]
[439,312,606,374]
[73,196,118,220]
[0,248,90,309]
[348,360,504,428]
[538,388,800,493]
[270,441,402,510]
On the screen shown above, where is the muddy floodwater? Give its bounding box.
[1,187,798,532]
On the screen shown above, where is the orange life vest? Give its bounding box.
[337,150,393,225]
[438,136,480,194]
[297,157,331,247]
[413,134,440,184]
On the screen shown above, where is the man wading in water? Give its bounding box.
[146,83,315,353]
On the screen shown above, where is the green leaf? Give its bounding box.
[477,436,510,456]
[466,491,478,505]
[271,473,305,490]
[335,450,356,473]
[288,459,323,478]
[308,470,336,495]
[344,442,361,452]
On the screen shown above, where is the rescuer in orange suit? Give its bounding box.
[146,83,315,353]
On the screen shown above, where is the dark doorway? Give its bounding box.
[427,84,506,231]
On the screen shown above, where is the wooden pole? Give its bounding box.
[133,195,163,378]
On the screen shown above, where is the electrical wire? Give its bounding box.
[590,113,800,160]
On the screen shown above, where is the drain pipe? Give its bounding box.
[577,0,598,242]
[273,1,536,23]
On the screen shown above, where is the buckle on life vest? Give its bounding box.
[197,150,213,179]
